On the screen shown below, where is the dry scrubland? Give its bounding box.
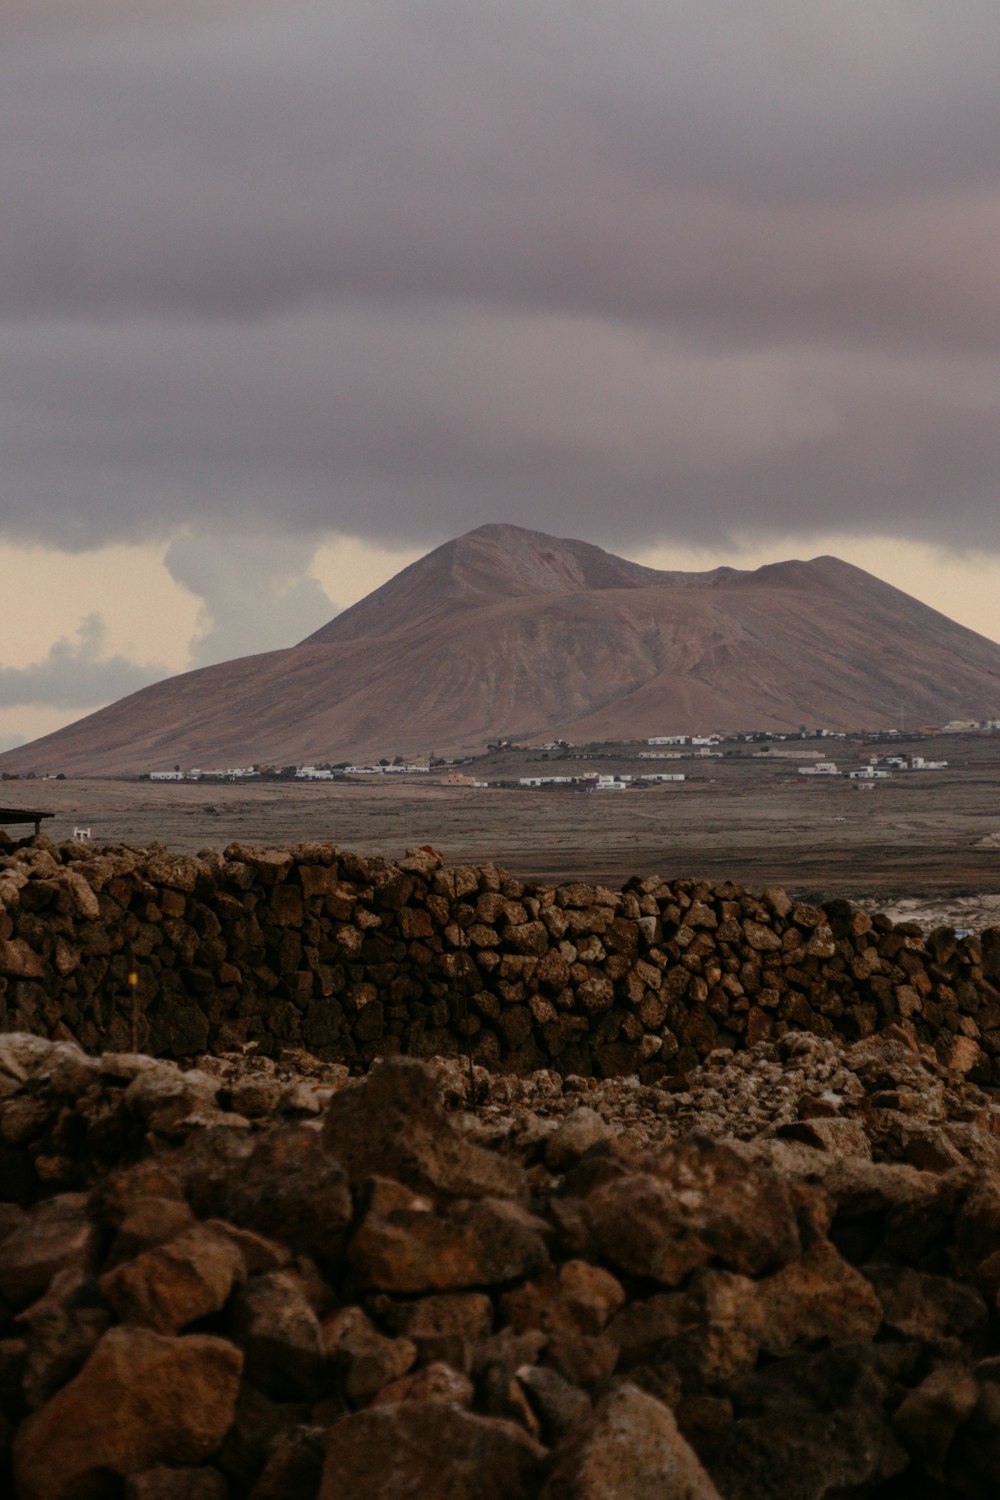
[11,732,1000,911]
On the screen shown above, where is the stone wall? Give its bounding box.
[1,838,999,1082]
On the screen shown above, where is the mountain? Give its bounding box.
[3,523,1000,775]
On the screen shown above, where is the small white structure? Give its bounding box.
[648,735,689,746]
[149,770,185,781]
[345,762,430,775]
[848,766,890,779]
[638,773,686,783]
[296,766,336,780]
[798,761,840,776]
[72,827,91,841]
[589,775,627,792]
[910,756,948,770]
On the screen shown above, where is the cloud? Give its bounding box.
[1,1,1000,563]
[4,1,254,42]
[0,615,168,708]
[163,529,336,664]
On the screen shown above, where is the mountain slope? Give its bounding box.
[2,525,999,774]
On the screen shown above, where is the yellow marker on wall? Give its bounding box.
[128,972,138,987]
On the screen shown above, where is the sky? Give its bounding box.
[3,1,1000,750]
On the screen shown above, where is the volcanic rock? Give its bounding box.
[317,1399,546,1500]
[13,1327,243,1500]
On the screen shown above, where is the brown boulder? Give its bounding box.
[516,1364,591,1442]
[541,1382,722,1499]
[0,1192,96,1309]
[220,1127,353,1263]
[349,1197,548,1292]
[370,1361,474,1408]
[377,1290,493,1342]
[545,1109,613,1171]
[318,1399,546,1500]
[13,1327,242,1500]
[713,1345,908,1500]
[248,1424,327,1500]
[502,1260,626,1336]
[755,1241,883,1355]
[101,1223,245,1334]
[322,1306,417,1405]
[0,937,45,979]
[892,1364,978,1478]
[15,1267,111,1409]
[580,1138,799,1284]
[865,1266,986,1348]
[231,1271,327,1400]
[323,1057,523,1200]
[956,1171,1000,1266]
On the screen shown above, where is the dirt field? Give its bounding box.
[4,733,1000,919]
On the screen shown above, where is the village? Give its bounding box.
[124,718,999,792]
[3,722,1000,898]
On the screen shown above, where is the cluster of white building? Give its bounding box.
[342,762,430,776]
[647,735,722,747]
[518,771,685,791]
[149,767,257,782]
[149,761,434,782]
[797,753,950,781]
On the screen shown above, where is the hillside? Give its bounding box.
[2,523,1000,774]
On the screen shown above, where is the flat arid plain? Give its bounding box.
[8,731,1000,926]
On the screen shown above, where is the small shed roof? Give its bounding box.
[0,807,54,836]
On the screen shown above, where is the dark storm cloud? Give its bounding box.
[0,616,167,708]
[2,0,1000,558]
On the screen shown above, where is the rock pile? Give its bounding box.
[2,838,1000,1084]
[6,1032,1000,1496]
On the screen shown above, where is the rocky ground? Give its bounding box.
[5,1031,1000,1496]
[854,892,1000,936]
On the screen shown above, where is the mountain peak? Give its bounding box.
[303,524,668,646]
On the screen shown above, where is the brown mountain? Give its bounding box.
[3,523,1000,775]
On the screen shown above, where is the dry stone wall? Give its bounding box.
[1,838,1000,1083]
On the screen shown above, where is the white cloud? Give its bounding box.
[0,614,168,708]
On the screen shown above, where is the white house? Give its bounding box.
[798,762,839,776]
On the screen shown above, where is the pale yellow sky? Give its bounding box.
[1,531,998,747]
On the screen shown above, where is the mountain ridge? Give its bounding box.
[2,524,999,775]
